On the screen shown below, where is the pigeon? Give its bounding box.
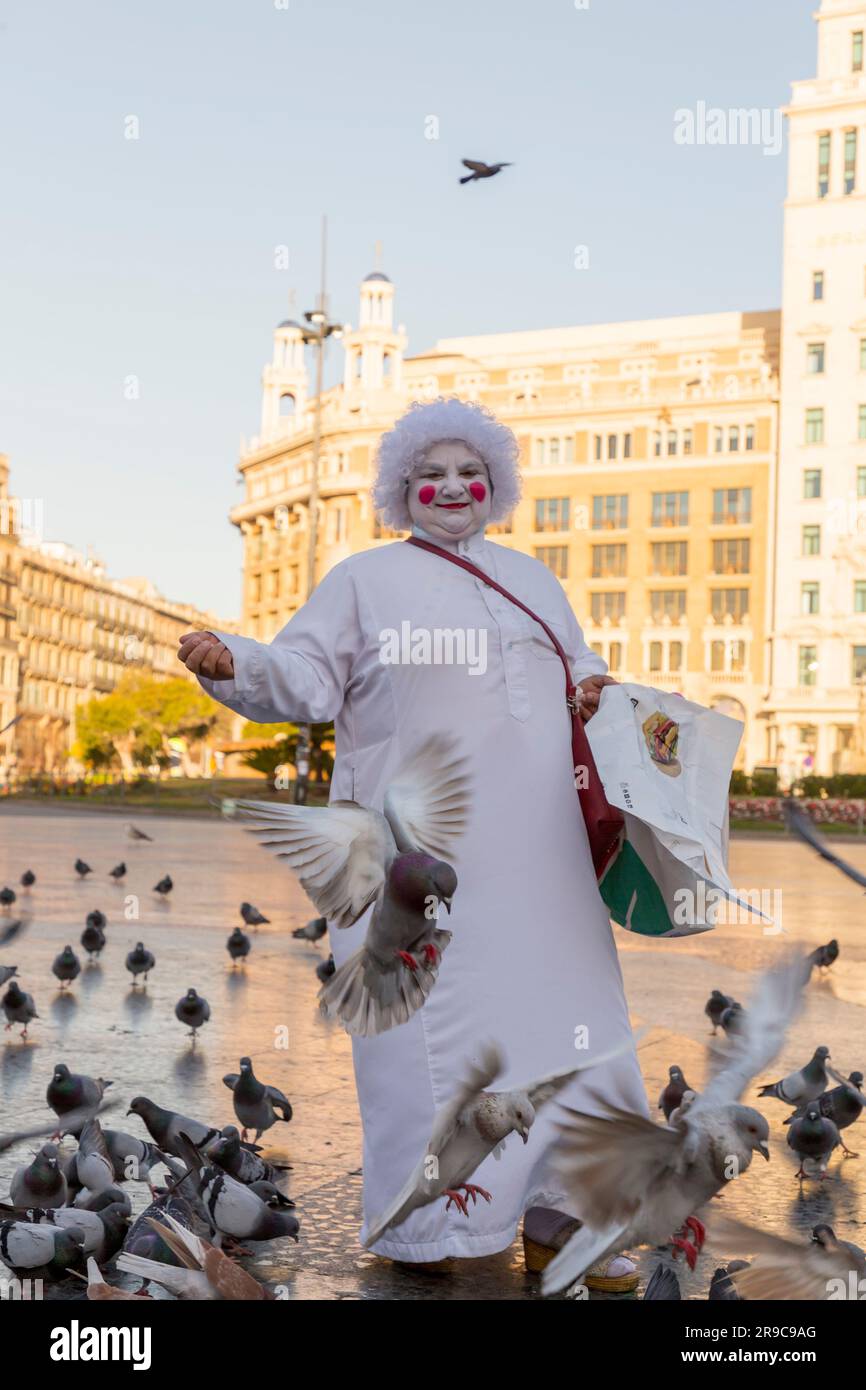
[68,1120,116,1203]
[119,1189,199,1292]
[51,945,81,988]
[784,799,866,888]
[806,939,839,974]
[103,1129,168,1189]
[249,1180,295,1209]
[81,1255,145,1301]
[238,734,471,1036]
[316,953,335,984]
[172,1133,300,1248]
[709,1213,866,1300]
[80,922,106,959]
[19,870,35,889]
[222,1058,292,1141]
[0,919,27,948]
[208,1126,289,1184]
[0,965,18,987]
[642,1263,681,1300]
[240,902,269,929]
[459,158,512,184]
[0,886,16,909]
[226,927,251,965]
[786,1105,841,1180]
[362,1040,622,1248]
[86,909,107,930]
[720,1001,746,1037]
[74,858,92,878]
[658,1066,692,1120]
[704,989,734,1034]
[109,862,127,881]
[0,1220,85,1278]
[10,1144,68,1209]
[175,988,210,1040]
[292,916,327,944]
[125,942,155,984]
[758,1045,830,1104]
[126,1097,219,1157]
[788,1068,864,1157]
[126,823,153,841]
[154,875,173,896]
[117,1212,272,1299]
[541,956,808,1295]
[0,1201,128,1262]
[47,1064,113,1137]
[2,980,38,1037]
[708,1261,749,1300]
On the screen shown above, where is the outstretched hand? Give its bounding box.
[577,673,618,722]
[178,631,234,680]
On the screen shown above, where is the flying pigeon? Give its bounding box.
[118,1213,272,1300]
[154,875,173,896]
[658,1066,692,1120]
[806,939,839,974]
[708,1213,865,1299]
[758,1045,830,1104]
[0,1220,85,1278]
[125,942,155,984]
[708,1261,749,1300]
[126,823,153,842]
[784,799,866,888]
[238,734,472,1036]
[459,159,513,184]
[126,1097,219,1157]
[786,1105,840,1180]
[222,1058,292,1141]
[109,862,127,881]
[52,945,81,989]
[362,1040,623,1249]
[541,956,809,1295]
[2,980,38,1037]
[292,916,327,944]
[241,902,269,929]
[226,927,251,965]
[0,886,16,910]
[0,918,27,949]
[74,859,92,878]
[19,870,35,889]
[10,1143,68,1209]
[175,988,210,1040]
[47,1064,113,1137]
[171,1133,300,1248]
[0,965,18,988]
[704,989,734,1034]
[316,953,335,984]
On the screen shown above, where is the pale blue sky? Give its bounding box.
[0,0,816,617]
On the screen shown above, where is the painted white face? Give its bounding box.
[406,440,492,543]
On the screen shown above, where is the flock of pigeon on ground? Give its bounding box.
[1,752,865,1299]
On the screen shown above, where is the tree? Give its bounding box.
[76,675,219,774]
[240,720,334,786]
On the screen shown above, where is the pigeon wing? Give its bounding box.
[827,1065,866,1109]
[461,159,488,172]
[550,1100,684,1228]
[235,800,395,929]
[784,801,866,889]
[222,1074,239,1093]
[383,734,472,859]
[709,1213,861,1300]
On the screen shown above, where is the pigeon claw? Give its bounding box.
[395,950,418,972]
[459,1183,492,1206]
[421,944,438,967]
[670,1234,698,1270]
[443,1189,470,1216]
[684,1215,706,1250]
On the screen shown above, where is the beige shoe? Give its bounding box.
[522,1206,639,1293]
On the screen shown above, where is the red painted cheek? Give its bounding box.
[417,484,436,505]
[469,481,487,502]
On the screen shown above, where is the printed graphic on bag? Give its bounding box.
[642,711,681,777]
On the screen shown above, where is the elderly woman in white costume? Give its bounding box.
[179,398,648,1286]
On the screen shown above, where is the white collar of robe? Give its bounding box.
[410,522,488,559]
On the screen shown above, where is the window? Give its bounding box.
[818,131,831,197]
[801,582,819,615]
[649,642,662,672]
[652,491,689,527]
[592,494,628,529]
[590,591,625,622]
[669,641,683,673]
[607,434,618,460]
[854,646,866,682]
[683,428,693,455]
[623,433,632,459]
[608,642,623,673]
[804,469,822,499]
[650,541,687,577]
[812,270,825,301]
[548,438,560,467]
[534,439,545,468]
[844,129,857,195]
[654,431,662,458]
[564,436,575,465]
[591,543,627,578]
[799,645,818,685]
[714,426,724,453]
[712,487,752,524]
[855,30,864,71]
[802,524,821,556]
[535,497,570,531]
[805,408,825,444]
[712,539,750,574]
[711,641,725,673]
[650,590,686,621]
[807,342,825,374]
[728,426,740,452]
[534,546,568,578]
[859,466,866,498]
[744,424,755,451]
[860,404,866,440]
[711,588,749,621]
[667,431,678,457]
[594,435,602,462]
[861,339,866,371]
[856,580,866,613]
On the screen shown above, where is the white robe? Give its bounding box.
[200,524,649,1261]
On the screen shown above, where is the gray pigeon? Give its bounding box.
[80,921,106,959]
[0,1220,85,1278]
[238,734,471,1036]
[459,158,512,184]
[705,990,734,1033]
[784,1067,864,1155]
[241,902,269,929]
[125,942,155,984]
[786,1105,840,1179]
[74,859,92,878]
[806,939,839,974]
[52,945,81,988]
[0,965,18,988]
[292,916,327,944]
[709,1213,865,1299]
[154,875,173,895]
[103,1129,167,1188]
[0,1200,128,1262]
[0,886,16,909]
[316,953,335,984]
[86,909,107,930]
[2,980,38,1037]
[172,1133,300,1248]
[226,928,251,965]
[109,862,127,880]
[10,1143,68,1209]
[363,1041,615,1249]
[222,1058,292,1141]
[209,1127,287,1186]
[175,988,210,1039]
[541,957,808,1295]
[117,1212,272,1299]
[126,1097,219,1157]
[47,1064,112,1137]
[758,1045,830,1104]
[119,1189,199,1293]
[68,1120,116,1203]
[658,1066,692,1120]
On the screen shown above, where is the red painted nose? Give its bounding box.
[418,484,436,505]
[469,481,487,502]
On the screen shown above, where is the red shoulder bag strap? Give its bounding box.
[404,535,623,876]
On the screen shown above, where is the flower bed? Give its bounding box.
[729,796,866,827]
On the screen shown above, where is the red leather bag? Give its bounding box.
[405,536,624,877]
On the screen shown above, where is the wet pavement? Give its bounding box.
[0,808,864,1300]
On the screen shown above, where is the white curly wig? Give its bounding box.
[371,397,523,530]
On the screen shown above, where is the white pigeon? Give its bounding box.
[542,955,810,1296]
[235,733,472,1036]
[363,1037,637,1249]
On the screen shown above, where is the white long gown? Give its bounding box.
[199,524,650,1261]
